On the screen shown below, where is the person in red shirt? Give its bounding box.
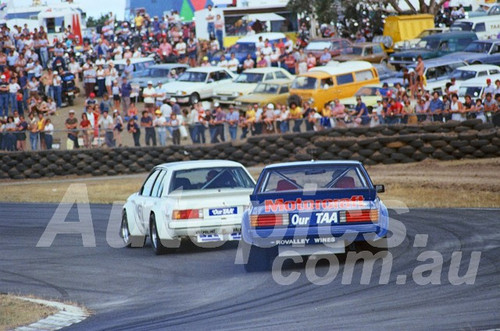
[385,98,402,124]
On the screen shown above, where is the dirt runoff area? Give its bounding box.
[0,158,498,208]
[365,157,500,208]
[0,294,57,331]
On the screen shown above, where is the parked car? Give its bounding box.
[466,4,500,17]
[162,67,235,104]
[213,67,294,105]
[289,61,380,110]
[121,160,256,254]
[214,32,286,63]
[234,79,292,110]
[383,58,467,94]
[130,63,189,99]
[334,42,388,64]
[389,31,478,69]
[392,27,449,52]
[449,64,500,89]
[458,73,500,102]
[436,39,500,65]
[304,38,353,60]
[451,15,500,40]
[113,57,155,76]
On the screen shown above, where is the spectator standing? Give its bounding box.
[154,109,168,146]
[227,53,239,72]
[127,117,140,147]
[483,78,495,98]
[112,110,123,147]
[68,57,81,86]
[170,97,181,115]
[0,75,9,118]
[36,112,46,150]
[112,80,121,110]
[279,104,290,132]
[99,110,115,147]
[429,91,444,122]
[289,102,303,132]
[353,97,370,126]
[243,54,254,70]
[169,113,181,145]
[96,64,106,97]
[213,103,226,143]
[450,93,465,121]
[105,62,118,96]
[65,110,79,149]
[43,118,53,150]
[206,5,215,38]
[226,105,239,140]
[28,112,38,150]
[100,93,112,114]
[415,56,425,95]
[302,101,315,131]
[214,14,224,50]
[15,115,27,151]
[121,77,132,115]
[83,64,96,98]
[306,52,316,70]
[319,48,331,66]
[140,110,156,146]
[80,112,92,148]
[8,77,20,113]
[143,81,156,113]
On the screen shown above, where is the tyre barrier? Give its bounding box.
[0,123,499,179]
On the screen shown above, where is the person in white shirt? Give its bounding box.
[256,36,264,52]
[175,40,187,63]
[95,54,106,67]
[68,57,81,85]
[142,81,156,113]
[132,47,142,58]
[219,55,229,68]
[160,99,173,119]
[8,77,21,113]
[243,54,255,69]
[284,36,294,54]
[448,77,459,95]
[44,118,54,149]
[98,110,115,147]
[155,82,166,107]
[153,109,168,146]
[227,53,239,72]
[114,42,123,60]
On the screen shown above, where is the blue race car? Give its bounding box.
[241,160,389,272]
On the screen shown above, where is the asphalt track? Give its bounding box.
[0,203,499,330]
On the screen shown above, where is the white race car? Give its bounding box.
[121,160,255,255]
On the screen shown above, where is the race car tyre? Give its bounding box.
[244,245,275,272]
[150,214,168,255]
[189,93,200,105]
[356,236,388,255]
[121,211,145,248]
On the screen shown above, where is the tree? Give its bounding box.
[86,14,111,28]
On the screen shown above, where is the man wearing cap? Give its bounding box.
[201,56,211,67]
[170,97,181,115]
[226,105,239,140]
[143,81,156,113]
[154,109,168,146]
[483,78,495,98]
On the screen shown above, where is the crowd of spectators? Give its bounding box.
[0,6,499,152]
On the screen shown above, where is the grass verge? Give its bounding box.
[0,294,58,331]
[0,158,498,208]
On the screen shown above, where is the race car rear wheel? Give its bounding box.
[244,245,276,272]
[356,236,388,255]
[150,214,168,255]
[121,211,145,248]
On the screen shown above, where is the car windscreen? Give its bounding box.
[235,73,264,83]
[258,165,368,193]
[254,83,280,94]
[416,38,440,50]
[351,46,364,55]
[231,42,256,54]
[291,76,318,89]
[149,68,171,77]
[131,70,149,78]
[170,167,255,192]
[305,41,331,51]
[354,86,379,96]
[459,86,482,98]
[450,69,476,80]
[464,41,491,53]
[178,71,207,82]
[451,22,473,31]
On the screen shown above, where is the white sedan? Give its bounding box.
[163,67,235,104]
[213,67,294,105]
[121,160,255,255]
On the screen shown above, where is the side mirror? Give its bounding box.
[207,79,214,83]
[375,184,385,193]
